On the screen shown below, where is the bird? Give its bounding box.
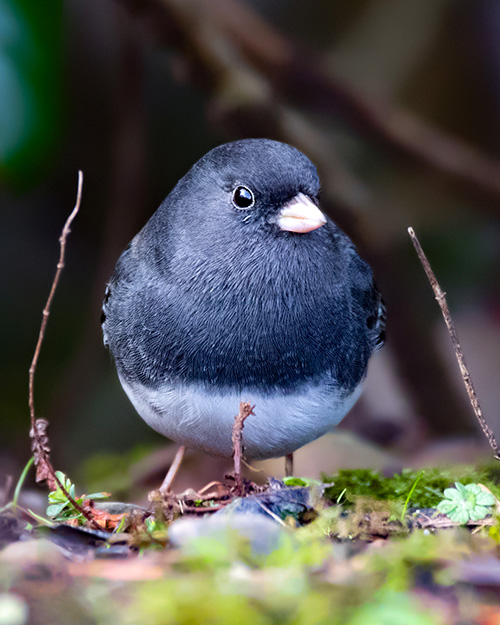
[102,138,385,485]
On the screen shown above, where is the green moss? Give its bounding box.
[321,464,500,509]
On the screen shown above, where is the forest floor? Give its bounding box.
[1,462,500,625]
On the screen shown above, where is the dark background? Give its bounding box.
[2,0,500,493]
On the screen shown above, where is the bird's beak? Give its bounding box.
[276,193,327,233]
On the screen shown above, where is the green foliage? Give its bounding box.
[135,517,168,552]
[400,470,425,522]
[5,465,500,625]
[346,591,439,625]
[322,468,451,509]
[46,471,109,524]
[436,482,495,524]
[283,476,322,488]
[91,532,445,625]
[0,457,34,514]
[0,0,63,183]
[322,465,500,510]
[367,526,479,593]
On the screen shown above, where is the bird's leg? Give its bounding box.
[285,453,294,477]
[159,445,185,493]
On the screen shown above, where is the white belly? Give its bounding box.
[119,376,362,460]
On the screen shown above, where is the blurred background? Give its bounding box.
[2,0,500,499]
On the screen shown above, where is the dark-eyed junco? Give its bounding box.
[102,139,385,464]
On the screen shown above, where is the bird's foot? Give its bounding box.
[159,445,186,493]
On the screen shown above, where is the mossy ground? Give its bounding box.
[2,463,500,625]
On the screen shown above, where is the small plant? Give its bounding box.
[400,470,425,523]
[46,471,110,524]
[437,482,495,524]
[282,476,321,488]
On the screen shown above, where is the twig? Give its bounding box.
[241,458,264,473]
[28,172,101,529]
[408,227,500,460]
[232,402,255,496]
[255,499,287,527]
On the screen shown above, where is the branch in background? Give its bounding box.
[206,0,500,213]
[408,227,500,460]
[122,0,500,213]
[47,6,147,451]
[28,172,102,529]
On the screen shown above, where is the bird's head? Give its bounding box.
[170,138,327,240]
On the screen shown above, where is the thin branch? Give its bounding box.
[28,172,102,529]
[408,227,500,460]
[232,402,255,496]
[29,172,83,439]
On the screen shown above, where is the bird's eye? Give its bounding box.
[232,186,254,209]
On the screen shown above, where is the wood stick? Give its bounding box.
[408,227,500,460]
[28,172,102,529]
[232,402,254,496]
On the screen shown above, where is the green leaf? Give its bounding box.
[468,506,491,522]
[455,482,468,497]
[442,488,463,503]
[476,491,495,506]
[436,501,455,514]
[85,492,111,500]
[46,502,67,517]
[27,509,55,527]
[448,507,469,524]
[54,470,66,483]
[282,477,308,487]
[48,490,65,504]
[464,483,481,496]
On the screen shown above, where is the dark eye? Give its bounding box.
[232,185,254,209]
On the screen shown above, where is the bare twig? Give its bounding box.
[232,402,255,496]
[159,445,185,493]
[408,227,500,460]
[255,499,287,527]
[241,458,264,473]
[28,172,101,529]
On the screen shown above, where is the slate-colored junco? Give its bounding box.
[102,139,385,464]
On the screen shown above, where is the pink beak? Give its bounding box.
[276,193,327,233]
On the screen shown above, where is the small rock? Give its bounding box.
[219,484,318,524]
[169,513,289,555]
